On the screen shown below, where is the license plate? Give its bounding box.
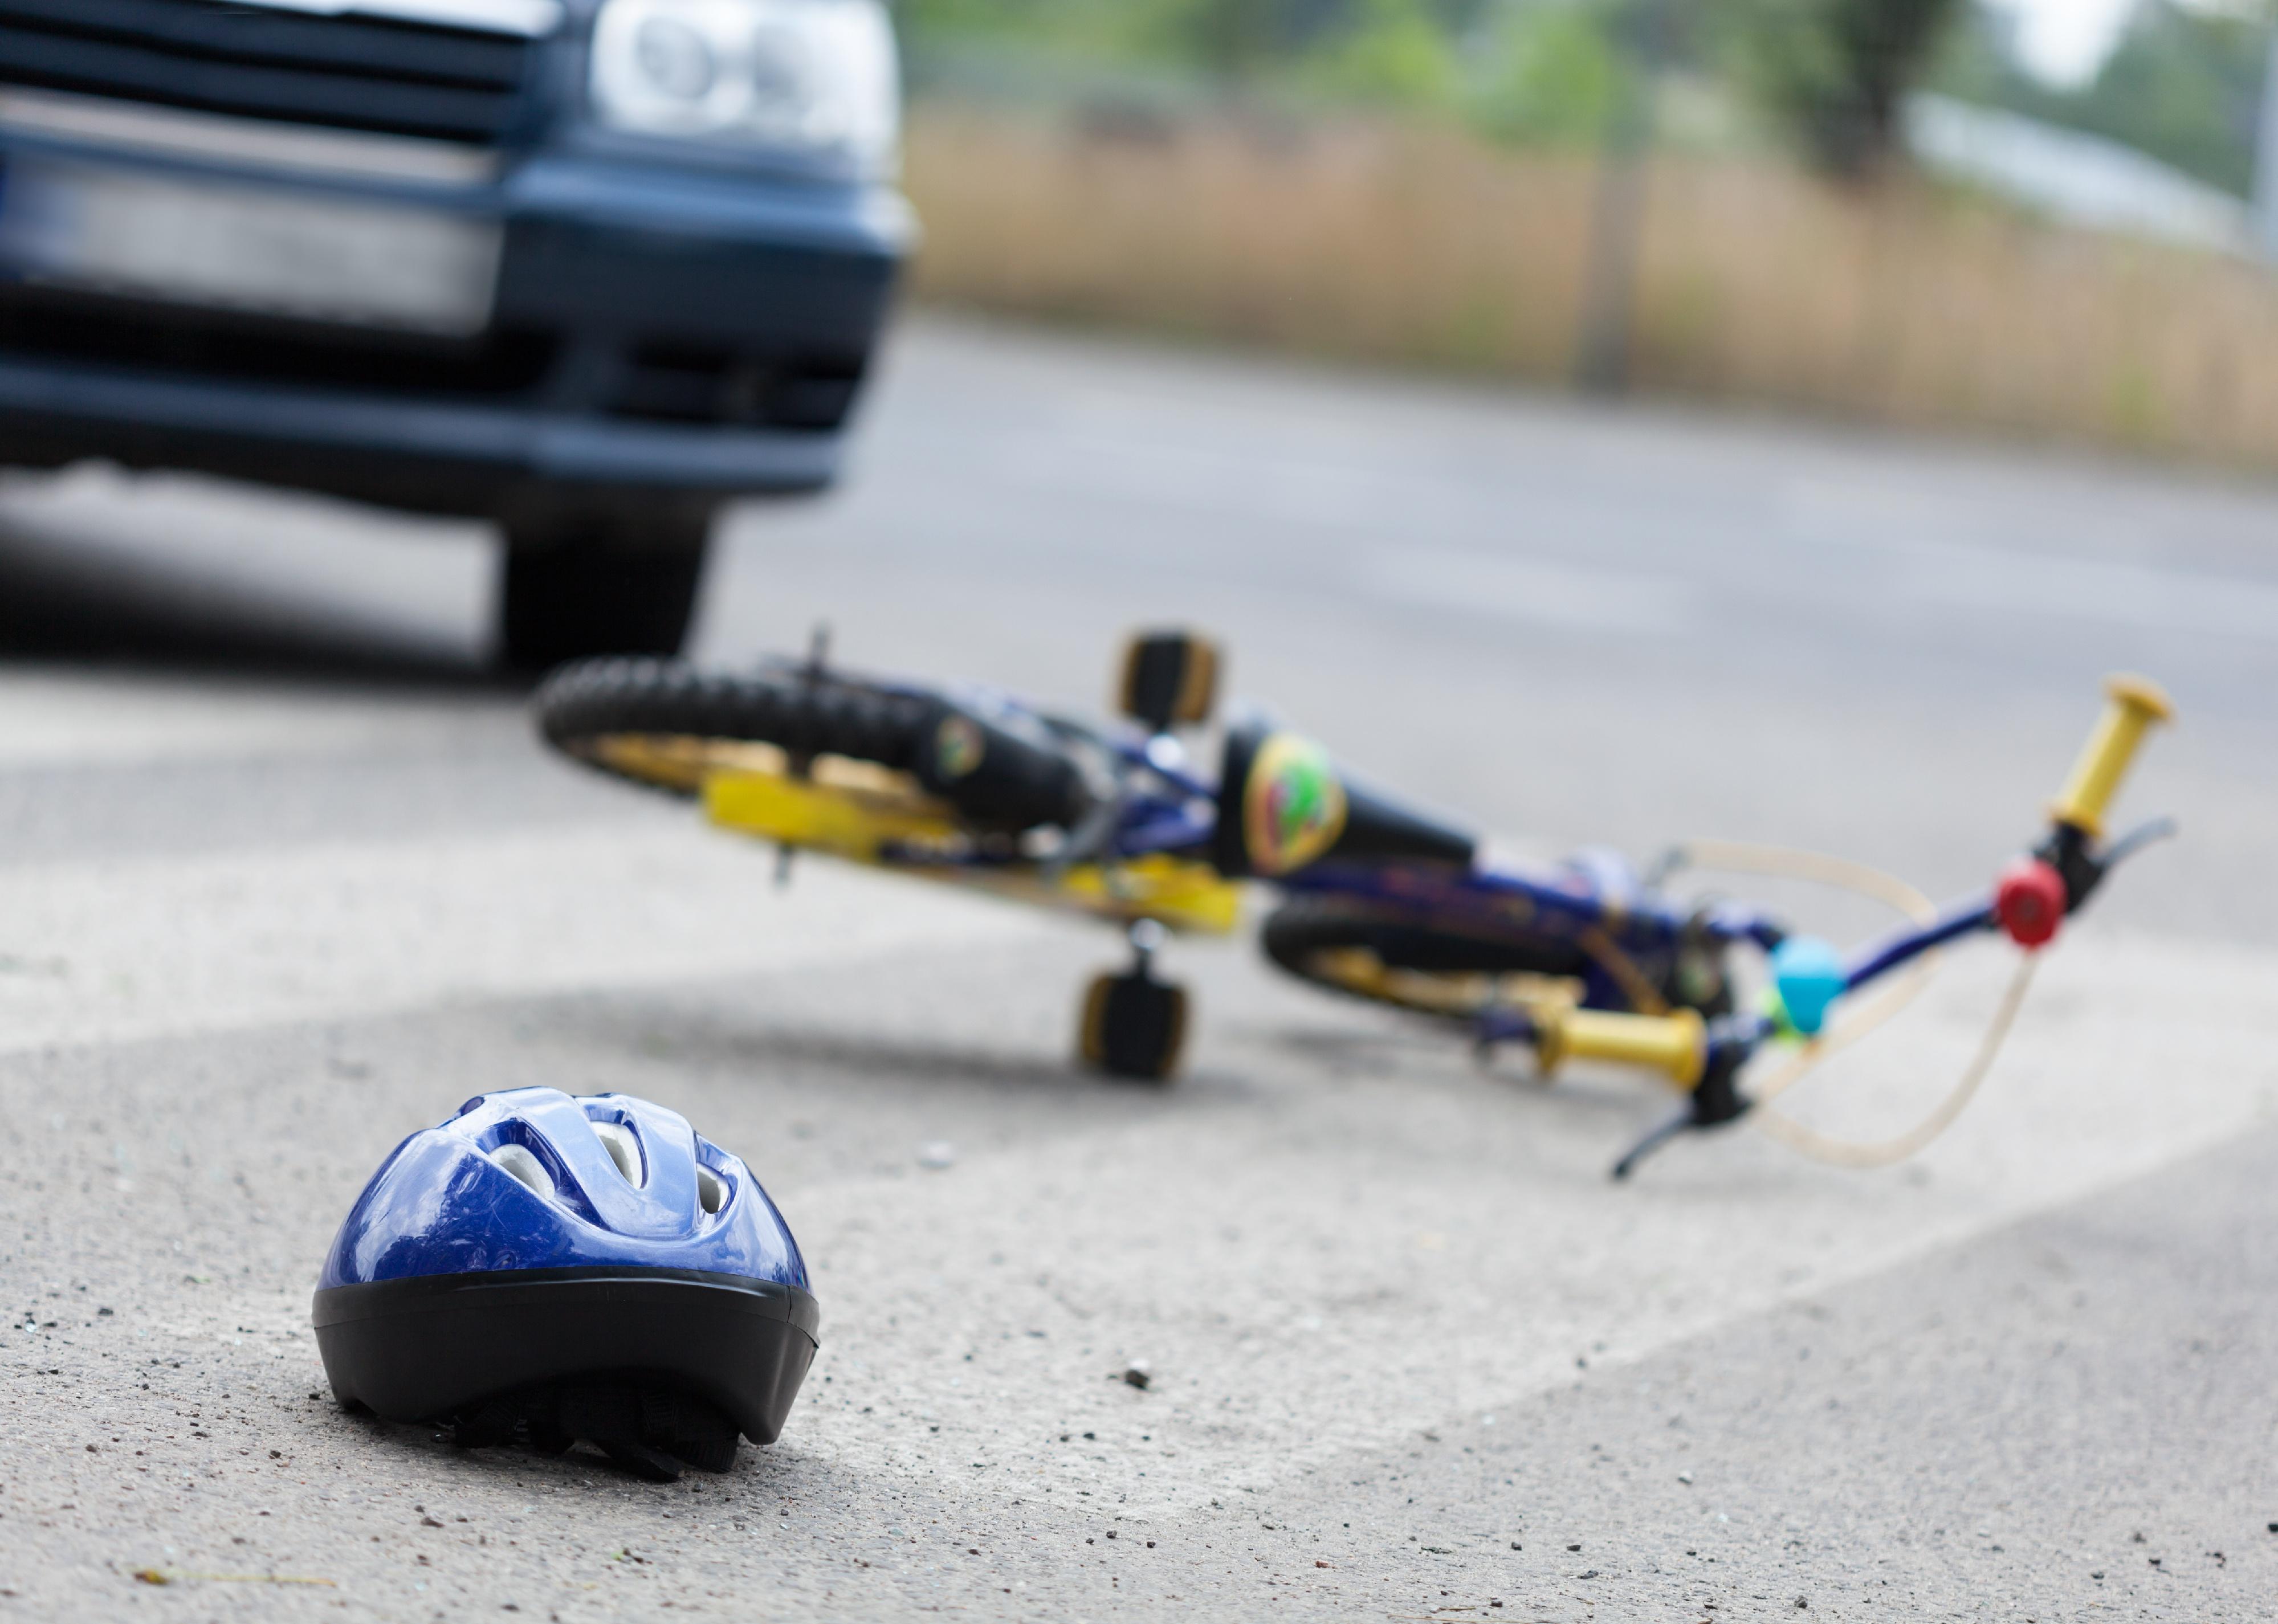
[0,156,502,337]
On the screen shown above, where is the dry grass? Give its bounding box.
[903,100,2278,468]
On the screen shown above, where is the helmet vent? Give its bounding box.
[592,1120,643,1187]
[490,1144,555,1201]
[696,1164,728,1215]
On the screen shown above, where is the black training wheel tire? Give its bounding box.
[496,515,711,673]
[1079,972,1188,1082]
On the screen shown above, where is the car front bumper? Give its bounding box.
[0,134,913,520]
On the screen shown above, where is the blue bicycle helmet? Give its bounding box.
[312,1088,817,1481]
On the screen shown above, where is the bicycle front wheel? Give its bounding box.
[1260,893,1592,1021]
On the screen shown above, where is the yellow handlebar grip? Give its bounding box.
[2049,674,2174,838]
[1537,1007,1706,1091]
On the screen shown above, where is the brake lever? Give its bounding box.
[1608,1029,1753,1181]
[2032,810,2178,921]
[2100,814,2178,869]
[1610,1103,1701,1180]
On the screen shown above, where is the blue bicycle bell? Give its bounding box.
[1770,937,1847,1038]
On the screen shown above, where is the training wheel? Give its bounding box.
[1078,972,1189,1082]
[1117,630,1221,734]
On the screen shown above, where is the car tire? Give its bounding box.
[496,513,711,673]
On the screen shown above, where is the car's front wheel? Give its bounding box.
[495,512,711,673]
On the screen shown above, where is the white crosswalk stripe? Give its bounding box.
[760,929,2278,1511]
[0,819,1045,1056]
[0,668,502,770]
[5,670,2274,1520]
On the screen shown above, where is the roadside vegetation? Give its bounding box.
[897,0,2278,470]
[1935,0,2278,200]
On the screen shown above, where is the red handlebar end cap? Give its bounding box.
[1996,858,2067,949]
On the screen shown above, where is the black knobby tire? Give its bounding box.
[533,656,1089,833]
[537,656,936,791]
[1260,893,1591,1017]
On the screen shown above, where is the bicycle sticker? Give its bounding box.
[934,713,987,781]
[1244,732,1347,876]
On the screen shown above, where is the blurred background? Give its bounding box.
[896,0,2278,462]
[10,0,2278,666]
[3,0,2274,919]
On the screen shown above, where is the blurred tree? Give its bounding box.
[894,0,1110,56]
[1728,0,1963,178]
[1134,0,1288,75]
[1466,1,1632,145]
[891,0,1698,149]
[1304,0,1464,106]
[1935,0,2276,198]
[896,0,1370,76]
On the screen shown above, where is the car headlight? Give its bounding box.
[589,0,899,172]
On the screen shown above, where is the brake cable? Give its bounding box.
[1664,839,2038,1169]
[1749,952,2039,1168]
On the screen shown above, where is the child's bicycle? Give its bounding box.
[533,632,2173,1176]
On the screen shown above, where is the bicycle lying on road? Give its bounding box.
[533,634,2173,1176]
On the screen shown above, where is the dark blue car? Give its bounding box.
[0,0,910,666]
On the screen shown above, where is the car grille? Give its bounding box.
[0,0,545,147]
[613,342,870,433]
[0,284,560,399]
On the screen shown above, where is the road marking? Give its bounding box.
[1885,540,2278,639]
[999,432,1391,533]
[769,929,2278,1512]
[0,668,504,770]
[0,824,1044,1055]
[1780,477,2278,637]
[15,813,2240,1517]
[1360,545,1695,633]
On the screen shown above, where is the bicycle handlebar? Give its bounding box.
[2047,674,2174,838]
[1599,674,2174,1176]
[1536,1006,1708,1088]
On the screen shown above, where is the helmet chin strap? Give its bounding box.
[453,1380,742,1483]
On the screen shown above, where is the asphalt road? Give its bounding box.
[2,316,2273,1622]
